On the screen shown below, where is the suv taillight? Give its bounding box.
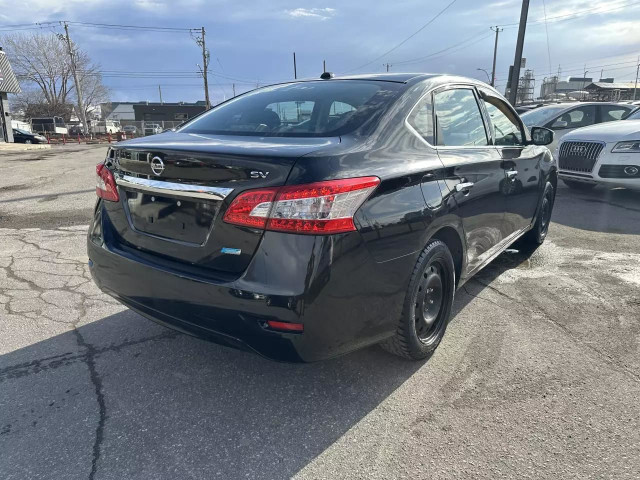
[96,163,119,202]
[223,177,380,234]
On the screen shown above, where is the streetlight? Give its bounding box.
[477,68,492,84]
[582,70,589,101]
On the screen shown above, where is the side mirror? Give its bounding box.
[530,126,554,146]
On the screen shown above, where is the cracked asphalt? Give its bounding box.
[1,145,639,479]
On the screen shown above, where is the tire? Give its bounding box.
[516,181,555,250]
[563,179,596,190]
[24,139,32,144]
[381,239,456,360]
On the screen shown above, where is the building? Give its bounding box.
[585,82,640,102]
[101,101,207,126]
[0,48,21,143]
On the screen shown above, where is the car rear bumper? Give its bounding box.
[88,215,412,362]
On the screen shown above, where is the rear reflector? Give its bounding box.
[96,163,119,202]
[223,177,380,234]
[267,320,304,332]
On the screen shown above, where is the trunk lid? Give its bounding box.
[105,131,337,275]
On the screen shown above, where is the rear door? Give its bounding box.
[432,86,509,273]
[104,132,337,276]
[598,104,634,123]
[479,90,542,234]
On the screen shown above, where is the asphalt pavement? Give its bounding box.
[1,145,639,479]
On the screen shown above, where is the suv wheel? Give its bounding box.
[563,179,596,190]
[381,239,455,360]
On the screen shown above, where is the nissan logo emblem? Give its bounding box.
[150,156,165,176]
[624,166,639,176]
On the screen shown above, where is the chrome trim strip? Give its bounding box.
[115,174,233,201]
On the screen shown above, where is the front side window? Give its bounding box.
[179,80,404,137]
[551,105,596,129]
[433,88,488,147]
[407,94,434,144]
[482,96,524,146]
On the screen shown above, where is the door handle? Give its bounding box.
[506,170,518,179]
[455,182,475,192]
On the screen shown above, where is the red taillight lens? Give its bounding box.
[223,177,380,234]
[96,163,119,202]
[222,188,278,228]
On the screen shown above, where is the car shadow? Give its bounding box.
[0,309,424,479]
[551,184,640,235]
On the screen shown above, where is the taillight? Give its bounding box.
[96,163,119,202]
[223,177,380,234]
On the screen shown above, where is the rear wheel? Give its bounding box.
[381,239,455,360]
[563,179,596,190]
[516,181,555,250]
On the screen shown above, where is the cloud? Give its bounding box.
[285,7,336,20]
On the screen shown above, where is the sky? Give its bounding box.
[1,0,639,104]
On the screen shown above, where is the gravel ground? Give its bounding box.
[1,145,639,479]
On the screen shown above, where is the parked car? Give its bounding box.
[68,125,84,136]
[520,102,635,155]
[123,125,138,135]
[555,107,640,190]
[143,123,162,136]
[88,73,556,362]
[12,128,47,144]
[93,120,122,134]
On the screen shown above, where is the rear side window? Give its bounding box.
[179,81,404,137]
[407,94,435,144]
[433,88,488,147]
[600,105,632,123]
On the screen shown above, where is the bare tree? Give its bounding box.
[2,32,109,122]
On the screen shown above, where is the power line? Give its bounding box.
[541,0,552,75]
[344,0,458,72]
[392,29,490,66]
[500,0,640,28]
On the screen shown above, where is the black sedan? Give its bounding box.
[88,73,556,362]
[13,128,47,144]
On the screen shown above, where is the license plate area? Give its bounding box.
[124,190,219,244]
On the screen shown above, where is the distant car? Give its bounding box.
[93,120,122,134]
[123,125,138,135]
[12,128,47,144]
[68,125,84,136]
[144,123,162,136]
[555,107,640,190]
[520,102,636,155]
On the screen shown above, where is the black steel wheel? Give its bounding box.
[381,239,456,360]
[516,181,556,250]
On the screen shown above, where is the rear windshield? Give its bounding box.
[179,80,404,137]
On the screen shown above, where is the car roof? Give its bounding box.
[334,73,441,84]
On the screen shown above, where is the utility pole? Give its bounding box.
[62,22,89,135]
[634,56,639,101]
[490,26,502,87]
[508,0,530,106]
[383,63,392,72]
[158,85,163,104]
[232,83,236,97]
[196,27,211,109]
[583,66,588,101]
[293,52,297,79]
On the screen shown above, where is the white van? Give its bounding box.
[93,120,122,134]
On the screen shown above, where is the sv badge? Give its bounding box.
[250,171,269,179]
